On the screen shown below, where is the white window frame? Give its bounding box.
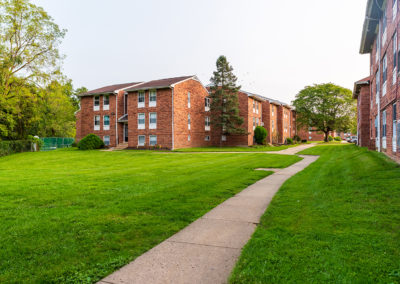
[205,135,210,141]
[188,135,191,141]
[138,91,145,108]
[272,107,274,116]
[138,135,145,146]
[205,116,210,131]
[205,97,210,111]
[103,135,110,146]
[149,90,157,107]
[149,112,157,129]
[149,135,157,146]
[188,114,191,130]
[94,115,100,131]
[221,135,226,141]
[253,101,256,113]
[253,117,256,130]
[138,113,145,129]
[103,115,110,130]
[188,92,191,108]
[383,54,387,96]
[394,33,397,85]
[94,96,100,111]
[393,0,397,21]
[103,95,109,110]
[256,101,259,114]
[382,110,387,149]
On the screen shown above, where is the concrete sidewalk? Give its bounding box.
[99,149,318,284]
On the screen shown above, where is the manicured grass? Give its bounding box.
[230,144,400,283]
[0,149,301,283]
[174,144,300,152]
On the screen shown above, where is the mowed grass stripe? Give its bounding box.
[230,144,400,283]
[0,149,300,283]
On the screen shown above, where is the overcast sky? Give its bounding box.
[32,0,369,104]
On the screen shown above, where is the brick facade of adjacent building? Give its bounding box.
[356,0,400,161]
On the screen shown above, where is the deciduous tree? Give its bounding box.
[293,83,355,142]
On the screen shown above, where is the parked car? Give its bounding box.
[346,136,352,142]
[350,136,357,143]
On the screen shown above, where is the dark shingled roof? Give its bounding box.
[79,82,142,96]
[125,76,194,92]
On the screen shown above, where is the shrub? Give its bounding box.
[286,137,293,145]
[0,140,32,157]
[328,135,334,141]
[77,134,104,150]
[334,136,341,141]
[254,126,268,145]
[293,135,301,142]
[301,139,307,143]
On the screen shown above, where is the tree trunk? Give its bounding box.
[324,131,329,142]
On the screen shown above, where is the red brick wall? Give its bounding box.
[366,0,400,159]
[76,93,117,146]
[261,101,272,144]
[281,106,291,142]
[173,79,212,149]
[126,88,173,149]
[357,84,372,147]
[247,97,263,145]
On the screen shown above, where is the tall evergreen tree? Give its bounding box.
[209,56,246,136]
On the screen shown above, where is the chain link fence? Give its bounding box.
[40,137,75,151]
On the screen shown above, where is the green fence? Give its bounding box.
[40,137,74,151]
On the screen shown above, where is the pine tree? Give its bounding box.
[209,56,246,136]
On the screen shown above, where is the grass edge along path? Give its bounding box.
[0,149,301,283]
[229,144,400,283]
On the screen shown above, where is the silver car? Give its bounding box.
[350,136,357,143]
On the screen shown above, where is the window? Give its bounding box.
[149,90,157,107]
[382,9,387,45]
[188,135,191,141]
[149,135,157,146]
[393,0,397,21]
[393,103,397,152]
[138,135,145,146]
[103,115,110,130]
[94,96,100,111]
[272,120,274,131]
[149,112,157,129]
[138,113,145,129]
[124,93,128,114]
[221,135,226,141]
[256,101,259,114]
[205,116,210,131]
[375,116,378,137]
[138,91,145,108]
[376,70,380,103]
[394,33,398,85]
[253,101,256,113]
[382,110,387,137]
[394,103,397,122]
[205,97,210,111]
[376,37,380,63]
[383,54,387,96]
[188,114,191,130]
[103,135,110,146]
[272,107,274,116]
[256,118,259,126]
[188,92,191,108]
[253,117,256,130]
[94,115,100,131]
[103,95,109,110]
[309,136,312,140]
[205,135,210,141]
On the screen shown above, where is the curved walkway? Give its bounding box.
[99,145,318,284]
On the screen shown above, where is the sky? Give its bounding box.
[32,0,369,104]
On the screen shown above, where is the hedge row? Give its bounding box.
[0,140,32,157]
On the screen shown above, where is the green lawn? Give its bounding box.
[0,149,300,283]
[174,144,300,152]
[230,144,400,283]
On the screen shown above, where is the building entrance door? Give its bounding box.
[124,124,128,142]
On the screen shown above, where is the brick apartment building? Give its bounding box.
[76,75,296,149]
[355,0,400,160]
